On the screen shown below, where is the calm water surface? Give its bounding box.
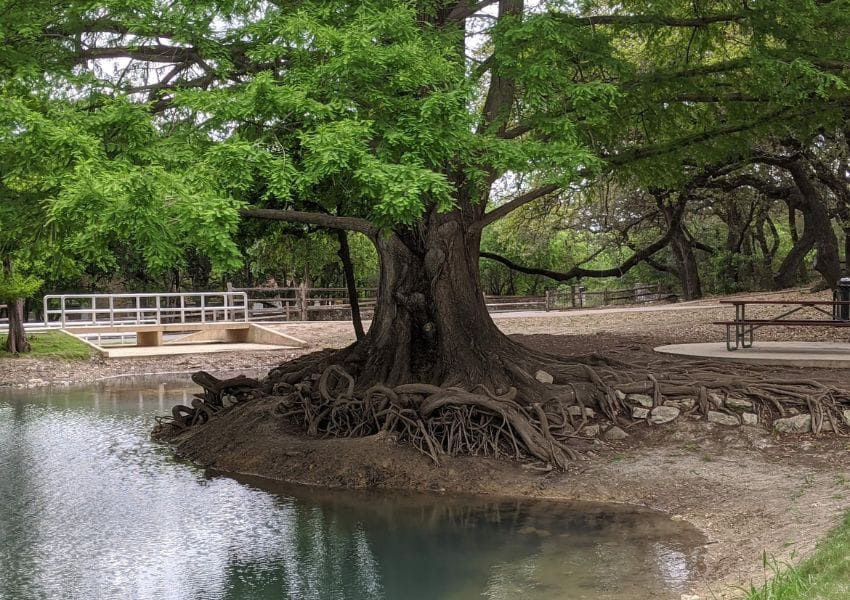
[0,376,705,599]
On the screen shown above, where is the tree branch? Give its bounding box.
[568,12,747,28]
[446,0,501,24]
[79,44,201,64]
[240,208,378,237]
[480,225,675,281]
[604,104,841,167]
[471,183,560,233]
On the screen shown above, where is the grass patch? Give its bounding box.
[742,512,850,599]
[0,331,92,360]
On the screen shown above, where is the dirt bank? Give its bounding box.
[159,392,849,600]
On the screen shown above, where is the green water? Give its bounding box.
[0,376,704,599]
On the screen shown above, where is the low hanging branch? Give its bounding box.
[240,208,378,237]
[480,220,681,282]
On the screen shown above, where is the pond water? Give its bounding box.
[0,376,705,600]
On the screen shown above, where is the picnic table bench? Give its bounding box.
[714,299,850,350]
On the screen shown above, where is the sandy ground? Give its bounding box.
[4,289,850,599]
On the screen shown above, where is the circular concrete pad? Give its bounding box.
[654,342,850,368]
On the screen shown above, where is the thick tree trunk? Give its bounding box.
[774,161,840,289]
[341,211,528,390]
[774,217,815,289]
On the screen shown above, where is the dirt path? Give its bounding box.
[3,289,850,598]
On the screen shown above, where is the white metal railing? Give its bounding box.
[43,292,249,327]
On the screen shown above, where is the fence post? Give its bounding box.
[603,288,609,306]
[299,282,308,321]
[545,289,551,311]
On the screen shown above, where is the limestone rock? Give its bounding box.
[614,389,627,401]
[534,370,554,384]
[843,410,850,426]
[741,412,758,426]
[567,406,595,418]
[664,398,696,411]
[725,397,754,411]
[632,407,650,419]
[707,411,739,426]
[582,424,600,437]
[649,405,680,424]
[629,393,654,408]
[773,414,812,434]
[604,426,629,441]
[708,392,725,409]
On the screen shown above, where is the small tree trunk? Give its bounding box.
[5,297,30,354]
[336,230,365,340]
[2,257,30,354]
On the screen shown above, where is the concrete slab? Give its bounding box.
[102,343,297,359]
[655,341,850,368]
[165,323,307,347]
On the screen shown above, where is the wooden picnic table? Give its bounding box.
[715,299,850,350]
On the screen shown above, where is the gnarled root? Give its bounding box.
[155,349,850,469]
[154,372,265,432]
[272,367,593,468]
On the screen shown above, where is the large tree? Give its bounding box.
[26,0,850,464]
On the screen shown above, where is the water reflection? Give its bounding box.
[0,379,704,600]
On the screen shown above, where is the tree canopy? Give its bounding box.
[14,0,850,240]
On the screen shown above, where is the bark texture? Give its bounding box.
[4,297,30,354]
[2,258,30,354]
[336,230,365,341]
[340,212,525,390]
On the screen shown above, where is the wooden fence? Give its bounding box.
[227,283,378,321]
[545,283,663,310]
[227,282,663,321]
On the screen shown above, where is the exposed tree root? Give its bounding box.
[154,349,850,470]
